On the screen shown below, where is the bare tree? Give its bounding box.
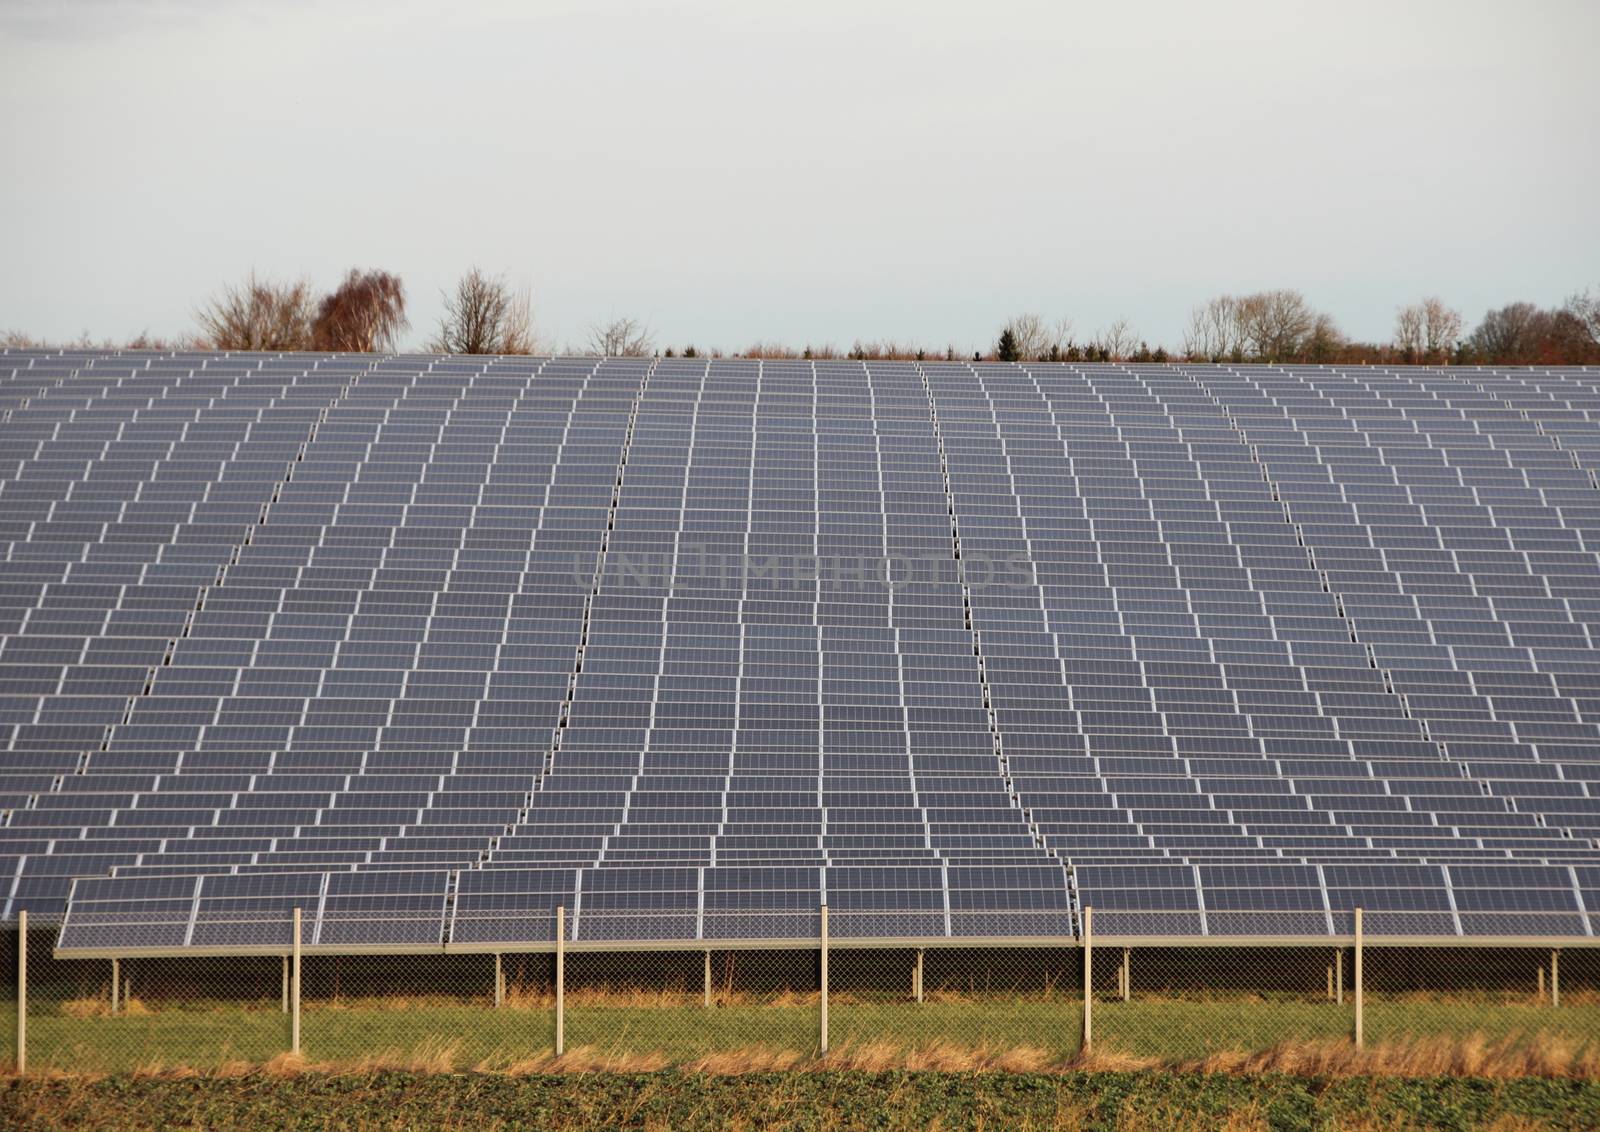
[1396,297,1463,362]
[1420,298,1463,359]
[430,269,534,355]
[1466,302,1542,362]
[311,269,408,353]
[588,317,655,357]
[1566,287,1600,348]
[1237,290,1321,361]
[1394,303,1426,360]
[1001,313,1073,361]
[848,339,931,360]
[195,272,316,351]
[1182,295,1246,360]
[743,342,804,359]
[1095,318,1139,361]
[5,329,200,350]
[1179,289,1336,362]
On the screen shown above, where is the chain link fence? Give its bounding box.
[1088,942,1356,1061]
[5,908,1598,1075]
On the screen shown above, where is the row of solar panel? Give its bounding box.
[53,858,1600,951]
[12,353,1600,940]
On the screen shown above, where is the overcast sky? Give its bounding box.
[3,0,1597,354]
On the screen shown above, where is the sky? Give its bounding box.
[2,0,1597,354]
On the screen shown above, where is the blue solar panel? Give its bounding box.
[1,353,1592,949]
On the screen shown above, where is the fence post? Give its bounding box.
[1327,960,1334,1002]
[555,905,565,1056]
[16,909,25,1076]
[291,907,302,1056]
[1121,947,1131,1002]
[1551,949,1560,1008]
[111,957,121,1016]
[704,950,711,1008]
[494,953,504,1008]
[914,947,924,1004]
[1353,907,1363,1050]
[819,903,829,1055]
[1081,905,1092,1052]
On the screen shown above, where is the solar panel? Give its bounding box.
[0,351,1593,952]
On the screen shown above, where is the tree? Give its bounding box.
[999,313,1071,361]
[1465,301,1600,365]
[1565,287,1600,348]
[1180,290,1338,362]
[588,317,654,357]
[1182,295,1245,361]
[196,272,316,350]
[310,269,407,352]
[1421,298,1462,360]
[1237,290,1320,361]
[995,326,1020,362]
[1095,318,1138,361]
[1395,297,1462,363]
[1394,304,1425,361]
[1466,302,1542,363]
[1306,313,1345,362]
[1543,310,1600,363]
[430,269,534,354]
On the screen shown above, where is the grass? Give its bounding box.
[3,993,1597,1078]
[6,1068,1600,1131]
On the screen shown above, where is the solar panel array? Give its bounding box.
[1,351,1597,949]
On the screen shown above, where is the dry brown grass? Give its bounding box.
[1085,1032,1600,1080]
[260,1051,307,1076]
[59,997,151,1019]
[1373,988,1600,1007]
[13,1031,1599,1082]
[299,987,827,1012]
[11,1021,1597,1084]
[818,1038,1056,1074]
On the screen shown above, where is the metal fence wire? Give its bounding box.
[4,907,1598,1075]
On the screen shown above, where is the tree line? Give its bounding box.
[5,270,1598,366]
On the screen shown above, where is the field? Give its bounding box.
[7,993,1600,1077]
[8,954,1599,1129]
[6,1068,1600,1131]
